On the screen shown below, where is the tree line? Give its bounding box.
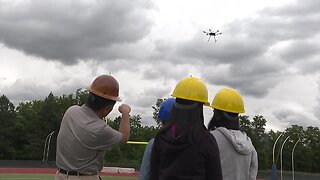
[0,90,319,173]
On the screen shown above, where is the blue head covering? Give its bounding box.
[158,98,175,121]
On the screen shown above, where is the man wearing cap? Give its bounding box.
[55,75,131,180]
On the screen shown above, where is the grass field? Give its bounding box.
[0,174,138,180]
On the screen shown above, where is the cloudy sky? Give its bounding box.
[1,0,320,130]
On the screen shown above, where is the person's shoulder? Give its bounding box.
[197,131,219,153]
[66,105,81,113]
[204,130,214,138]
[209,128,223,137]
[199,131,217,144]
[144,138,155,151]
[148,138,155,144]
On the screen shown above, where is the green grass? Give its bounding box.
[0,174,138,180]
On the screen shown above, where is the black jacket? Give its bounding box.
[150,127,223,180]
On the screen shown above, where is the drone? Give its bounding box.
[203,29,222,42]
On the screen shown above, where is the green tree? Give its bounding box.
[6,90,320,173]
[302,126,320,172]
[0,95,16,159]
[252,115,270,169]
[75,88,89,106]
[280,125,304,171]
[106,114,158,167]
[240,115,270,169]
[15,100,42,159]
[239,115,251,135]
[14,91,83,160]
[152,98,164,126]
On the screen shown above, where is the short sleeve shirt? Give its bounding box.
[56,105,122,174]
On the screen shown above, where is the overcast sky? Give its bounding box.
[1,0,320,131]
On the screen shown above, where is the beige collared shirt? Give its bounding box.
[56,105,122,174]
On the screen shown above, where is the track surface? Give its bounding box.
[0,168,139,177]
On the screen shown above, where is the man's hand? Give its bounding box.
[118,104,131,115]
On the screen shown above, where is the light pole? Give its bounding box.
[292,139,300,180]
[280,136,290,180]
[42,131,54,162]
[272,133,284,180]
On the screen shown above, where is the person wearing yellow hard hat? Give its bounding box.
[208,88,258,180]
[150,77,222,180]
[55,75,131,180]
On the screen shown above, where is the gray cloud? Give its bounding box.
[146,0,320,98]
[255,1,320,41]
[3,79,53,104]
[164,28,269,65]
[201,58,287,97]
[0,77,7,85]
[142,61,192,82]
[278,41,320,61]
[300,58,320,74]
[1,0,320,131]
[314,98,320,120]
[1,75,91,106]
[273,105,320,128]
[52,76,90,95]
[313,77,320,120]
[263,0,320,18]
[0,0,155,64]
[125,85,170,109]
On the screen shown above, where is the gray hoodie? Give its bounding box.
[211,127,258,180]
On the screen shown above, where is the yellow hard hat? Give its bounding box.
[211,88,245,113]
[172,77,210,106]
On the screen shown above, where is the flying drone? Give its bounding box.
[203,29,222,42]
